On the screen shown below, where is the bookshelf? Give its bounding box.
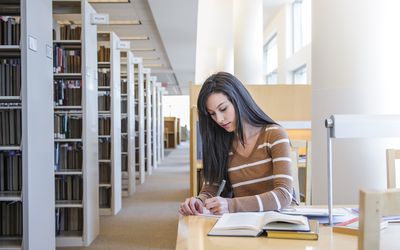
[155,83,163,163]
[132,57,145,184]
[53,0,99,246]
[97,31,121,215]
[143,68,152,175]
[164,117,179,148]
[0,1,54,249]
[120,50,135,197]
[150,76,158,169]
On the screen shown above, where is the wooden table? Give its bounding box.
[175,215,400,250]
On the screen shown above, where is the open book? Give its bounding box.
[208,211,310,237]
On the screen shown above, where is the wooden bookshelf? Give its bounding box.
[164,117,179,148]
[97,31,121,216]
[120,50,136,197]
[1,1,54,249]
[53,0,99,247]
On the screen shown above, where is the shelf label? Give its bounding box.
[28,35,37,52]
[118,41,131,50]
[46,45,53,59]
[91,14,109,25]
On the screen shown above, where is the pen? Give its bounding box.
[216,179,226,197]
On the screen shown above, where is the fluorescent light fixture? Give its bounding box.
[144,64,163,68]
[131,48,155,52]
[120,36,149,40]
[107,20,141,25]
[142,57,160,60]
[89,0,131,3]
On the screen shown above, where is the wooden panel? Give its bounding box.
[190,84,311,121]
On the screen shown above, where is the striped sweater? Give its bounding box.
[197,125,293,212]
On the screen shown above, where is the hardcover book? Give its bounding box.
[208,211,310,237]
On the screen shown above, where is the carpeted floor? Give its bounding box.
[61,141,190,250]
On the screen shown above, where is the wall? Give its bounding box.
[163,95,190,128]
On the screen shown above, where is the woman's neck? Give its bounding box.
[239,123,262,143]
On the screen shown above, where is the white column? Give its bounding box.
[195,0,234,84]
[312,0,400,205]
[234,0,263,84]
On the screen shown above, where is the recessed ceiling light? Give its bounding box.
[142,57,160,60]
[106,20,141,25]
[131,48,155,52]
[121,36,150,40]
[144,64,163,68]
[89,0,131,3]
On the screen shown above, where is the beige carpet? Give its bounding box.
[61,141,190,250]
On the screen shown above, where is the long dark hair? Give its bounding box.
[197,72,277,193]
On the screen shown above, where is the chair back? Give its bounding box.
[386,149,400,188]
[358,188,400,250]
[290,140,312,205]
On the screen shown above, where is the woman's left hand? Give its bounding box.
[204,196,229,215]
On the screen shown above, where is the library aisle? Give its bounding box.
[61,141,190,250]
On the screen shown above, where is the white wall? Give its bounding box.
[263,4,311,84]
[195,0,234,84]
[312,0,400,205]
[163,95,190,129]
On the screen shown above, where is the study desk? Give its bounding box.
[175,215,400,250]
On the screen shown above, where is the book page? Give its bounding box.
[263,211,308,225]
[213,213,265,231]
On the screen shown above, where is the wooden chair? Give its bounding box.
[358,188,400,250]
[290,150,300,204]
[290,140,312,205]
[386,149,400,188]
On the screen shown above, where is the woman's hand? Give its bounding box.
[204,196,229,215]
[179,197,204,215]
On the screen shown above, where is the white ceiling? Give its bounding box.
[91,0,289,95]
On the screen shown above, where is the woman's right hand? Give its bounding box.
[179,197,204,215]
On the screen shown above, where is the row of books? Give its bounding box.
[0,59,21,96]
[121,79,127,94]
[0,151,21,192]
[55,175,83,201]
[58,25,81,41]
[53,46,81,74]
[0,16,20,45]
[99,187,111,208]
[121,99,127,114]
[121,136,128,152]
[99,139,111,160]
[0,202,22,236]
[98,46,110,62]
[98,69,110,87]
[55,207,83,236]
[54,79,82,106]
[121,117,127,133]
[99,163,111,184]
[54,114,82,139]
[0,109,21,146]
[54,142,83,171]
[98,94,111,111]
[99,117,111,136]
[121,154,128,172]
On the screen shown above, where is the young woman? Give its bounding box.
[179,72,293,215]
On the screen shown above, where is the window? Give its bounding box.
[264,34,278,84]
[292,65,307,84]
[292,0,311,53]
